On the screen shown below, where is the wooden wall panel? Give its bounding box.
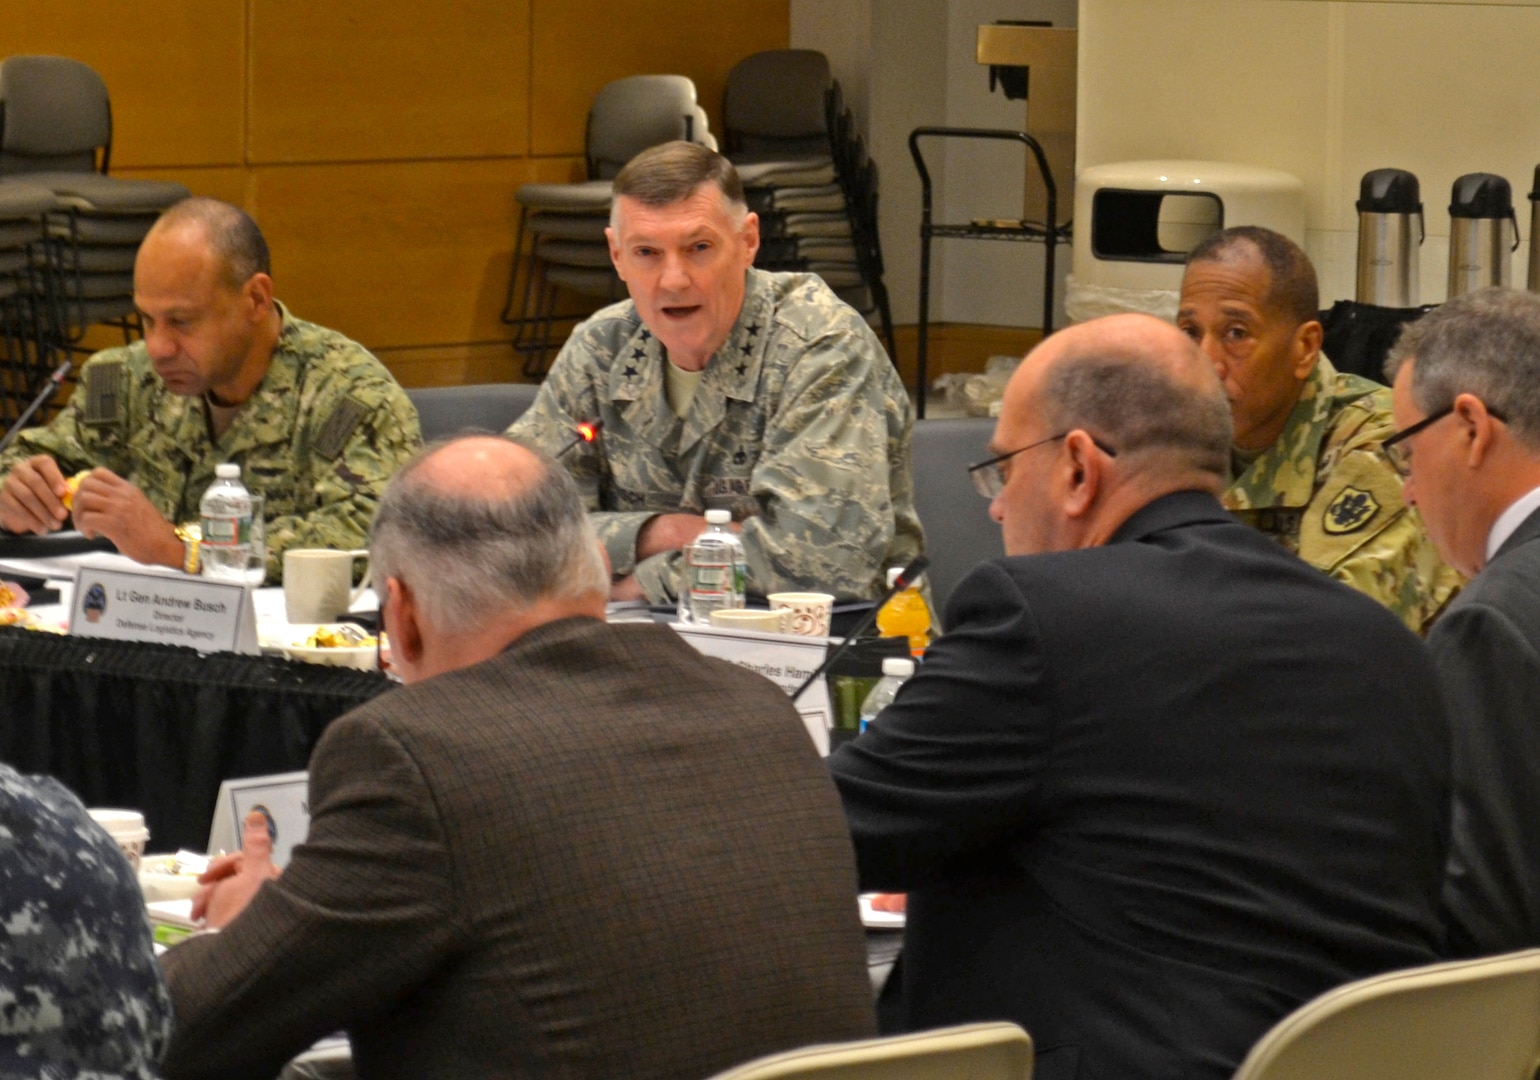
[252,158,573,350]
[0,0,245,168]
[247,0,530,164]
[530,0,790,156]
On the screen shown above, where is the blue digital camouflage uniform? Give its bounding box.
[0,303,422,582]
[508,268,924,604]
[1223,355,1462,634]
[0,763,170,1079]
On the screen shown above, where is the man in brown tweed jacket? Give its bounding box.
[161,436,876,1080]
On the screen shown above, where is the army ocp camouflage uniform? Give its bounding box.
[508,268,924,603]
[0,303,422,582]
[0,763,170,1079]
[1224,355,1463,634]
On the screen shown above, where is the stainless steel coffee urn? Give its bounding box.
[1448,172,1518,298]
[1355,168,1422,307]
[1527,166,1540,292]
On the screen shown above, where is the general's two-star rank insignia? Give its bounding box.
[1323,486,1380,534]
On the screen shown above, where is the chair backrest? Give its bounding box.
[0,55,111,175]
[706,1022,1032,1080]
[724,50,832,144]
[586,74,703,180]
[1232,948,1540,1080]
[910,417,1000,622]
[406,382,540,441]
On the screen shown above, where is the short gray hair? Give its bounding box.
[1386,287,1540,449]
[370,439,609,630]
[154,196,271,290]
[609,141,747,231]
[1040,347,1233,482]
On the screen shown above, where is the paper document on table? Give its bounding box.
[0,541,160,583]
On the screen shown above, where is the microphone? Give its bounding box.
[789,554,930,702]
[556,419,603,459]
[0,360,72,455]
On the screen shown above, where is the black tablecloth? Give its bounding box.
[0,626,393,850]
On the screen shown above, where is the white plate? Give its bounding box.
[859,893,905,929]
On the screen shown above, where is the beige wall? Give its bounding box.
[1078,0,1540,306]
[1,0,790,386]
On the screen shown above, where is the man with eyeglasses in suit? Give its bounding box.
[1384,286,1540,959]
[828,312,1450,1080]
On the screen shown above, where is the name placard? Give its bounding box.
[672,623,835,754]
[70,566,258,655]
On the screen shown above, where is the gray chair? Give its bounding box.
[706,1022,1033,1080]
[407,383,540,442]
[910,417,999,622]
[0,178,58,425]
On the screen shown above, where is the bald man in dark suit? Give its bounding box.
[162,437,875,1080]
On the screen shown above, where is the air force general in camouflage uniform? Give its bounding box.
[1178,226,1460,633]
[508,142,921,605]
[0,198,420,582]
[0,762,171,1079]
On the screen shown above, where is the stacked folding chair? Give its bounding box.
[722,50,895,358]
[0,55,189,368]
[501,74,717,379]
[0,179,58,425]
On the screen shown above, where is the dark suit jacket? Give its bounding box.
[1432,504,1540,957]
[828,491,1449,1080]
[164,617,875,1080]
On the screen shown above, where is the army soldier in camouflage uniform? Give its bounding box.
[0,198,420,582]
[0,762,171,1078]
[1176,226,1460,633]
[508,142,922,605]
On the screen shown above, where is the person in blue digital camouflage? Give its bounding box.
[0,762,170,1078]
[508,141,923,605]
[0,197,421,582]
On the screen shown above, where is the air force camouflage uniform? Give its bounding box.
[509,269,923,603]
[1224,356,1462,633]
[0,763,170,1079]
[0,303,421,581]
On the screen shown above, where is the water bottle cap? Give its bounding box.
[215,463,241,479]
[704,509,732,525]
[882,657,915,677]
[886,566,922,587]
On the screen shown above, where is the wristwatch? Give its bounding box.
[175,523,201,576]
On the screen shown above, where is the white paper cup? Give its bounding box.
[709,607,792,633]
[88,808,149,871]
[767,592,836,637]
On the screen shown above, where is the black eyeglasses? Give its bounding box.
[967,433,1118,499]
[1381,403,1507,477]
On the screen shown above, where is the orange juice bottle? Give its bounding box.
[876,566,932,656]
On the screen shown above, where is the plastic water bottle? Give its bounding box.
[876,566,933,656]
[200,463,254,583]
[859,657,915,732]
[678,509,747,623]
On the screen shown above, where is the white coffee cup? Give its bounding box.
[284,549,372,624]
[767,592,836,637]
[709,607,793,633]
[88,808,149,871]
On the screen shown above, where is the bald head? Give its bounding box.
[147,197,270,290]
[1026,314,1233,480]
[370,436,609,633]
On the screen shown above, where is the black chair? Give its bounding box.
[909,417,1000,621]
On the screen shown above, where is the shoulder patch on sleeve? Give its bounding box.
[1323,485,1382,535]
[313,397,368,460]
[82,360,126,427]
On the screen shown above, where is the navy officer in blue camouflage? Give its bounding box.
[508,141,923,604]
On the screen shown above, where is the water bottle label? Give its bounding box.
[691,565,727,589]
[202,514,240,545]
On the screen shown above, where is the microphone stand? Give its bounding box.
[790,554,930,702]
[0,360,72,455]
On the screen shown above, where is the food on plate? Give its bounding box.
[0,581,28,610]
[870,893,907,913]
[302,624,376,649]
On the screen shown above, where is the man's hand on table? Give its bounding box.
[0,454,70,534]
[71,468,182,568]
[192,810,282,929]
[635,513,711,560]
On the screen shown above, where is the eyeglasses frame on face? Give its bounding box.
[1381,401,1507,478]
[967,432,1119,499]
